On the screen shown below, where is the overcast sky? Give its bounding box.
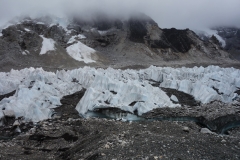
[0,0,240,30]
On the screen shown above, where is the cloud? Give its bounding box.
[0,0,240,29]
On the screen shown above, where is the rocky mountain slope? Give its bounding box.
[0,13,234,72]
[195,27,240,61]
[214,27,240,60]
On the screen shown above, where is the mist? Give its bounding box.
[0,0,240,30]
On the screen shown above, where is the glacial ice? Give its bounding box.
[0,65,239,123]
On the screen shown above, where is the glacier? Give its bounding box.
[0,66,239,123]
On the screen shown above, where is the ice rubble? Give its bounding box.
[0,66,239,123]
[39,35,56,55]
[170,95,178,102]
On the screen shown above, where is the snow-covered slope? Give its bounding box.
[66,34,95,63]
[0,66,239,123]
[39,35,56,55]
[66,41,96,63]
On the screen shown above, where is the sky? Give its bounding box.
[0,0,240,30]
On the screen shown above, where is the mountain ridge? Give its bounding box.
[0,13,237,72]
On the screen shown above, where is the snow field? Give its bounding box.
[66,41,96,63]
[39,35,56,55]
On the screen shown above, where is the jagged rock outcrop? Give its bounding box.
[128,13,157,43]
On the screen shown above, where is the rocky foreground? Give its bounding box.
[1,117,240,160]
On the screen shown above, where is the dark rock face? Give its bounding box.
[161,88,200,106]
[44,25,66,43]
[1,25,43,54]
[128,13,156,43]
[21,21,48,35]
[161,28,194,53]
[0,39,11,55]
[2,26,21,42]
[21,32,42,52]
[145,28,195,53]
[128,18,148,43]
[127,14,202,53]
[149,38,170,49]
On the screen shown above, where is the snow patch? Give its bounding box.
[0,32,2,37]
[49,23,56,27]
[36,22,45,25]
[24,28,31,32]
[22,50,30,55]
[66,41,95,63]
[39,35,56,55]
